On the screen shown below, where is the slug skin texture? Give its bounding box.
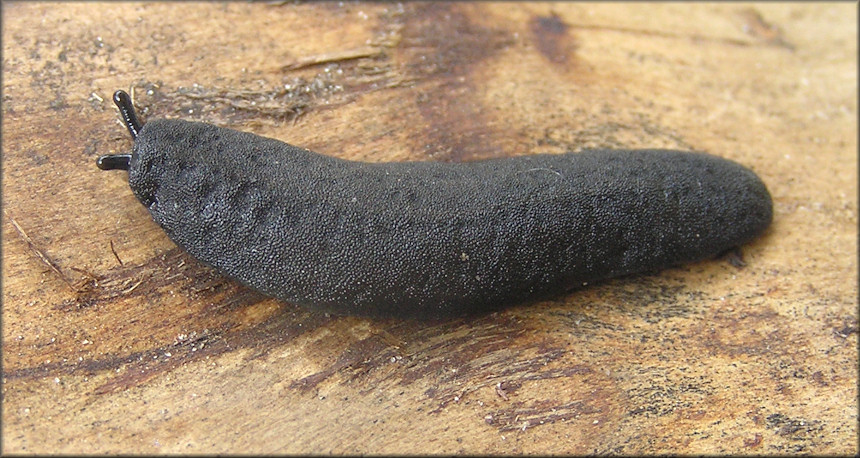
[121,118,772,319]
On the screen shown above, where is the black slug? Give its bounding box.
[98,90,772,319]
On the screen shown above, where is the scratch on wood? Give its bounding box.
[490,399,597,432]
[282,46,384,71]
[121,279,144,294]
[7,212,76,290]
[110,239,124,266]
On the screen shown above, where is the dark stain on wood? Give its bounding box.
[291,331,401,390]
[744,432,763,449]
[3,246,329,388]
[530,13,576,65]
[5,289,336,396]
[400,4,512,79]
[765,413,826,453]
[91,308,336,395]
[626,372,714,418]
[278,310,615,433]
[399,3,516,162]
[693,307,789,358]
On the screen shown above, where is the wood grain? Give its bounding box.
[3,2,857,454]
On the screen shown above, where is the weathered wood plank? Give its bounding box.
[3,2,856,454]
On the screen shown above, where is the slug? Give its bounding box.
[98,90,772,319]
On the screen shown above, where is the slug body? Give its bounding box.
[100,91,772,319]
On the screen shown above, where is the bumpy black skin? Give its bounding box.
[125,118,772,319]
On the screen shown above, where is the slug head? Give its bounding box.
[97,89,164,208]
[97,90,141,171]
[97,90,219,209]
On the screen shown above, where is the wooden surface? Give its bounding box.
[2,2,857,454]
